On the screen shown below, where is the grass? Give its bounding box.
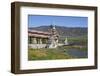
[28,45,87,60]
[67,36,87,46]
[58,45,87,51]
[28,47,74,60]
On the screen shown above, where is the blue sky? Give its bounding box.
[28,15,88,27]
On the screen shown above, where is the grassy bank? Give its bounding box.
[28,45,87,60]
[28,48,73,60]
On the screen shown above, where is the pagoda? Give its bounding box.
[48,25,59,48]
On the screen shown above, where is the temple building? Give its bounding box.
[28,30,50,48]
[28,25,59,48]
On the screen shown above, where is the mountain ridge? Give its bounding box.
[29,26,87,37]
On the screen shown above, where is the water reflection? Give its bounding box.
[65,48,88,58]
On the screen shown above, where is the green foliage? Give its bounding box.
[28,48,74,60]
[67,36,87,45]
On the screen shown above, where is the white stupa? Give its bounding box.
[64,37,68,45]
[48,25,59,48]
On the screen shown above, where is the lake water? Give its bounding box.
[66,49,88,58]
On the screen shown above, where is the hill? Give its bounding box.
[29,25,87,38]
